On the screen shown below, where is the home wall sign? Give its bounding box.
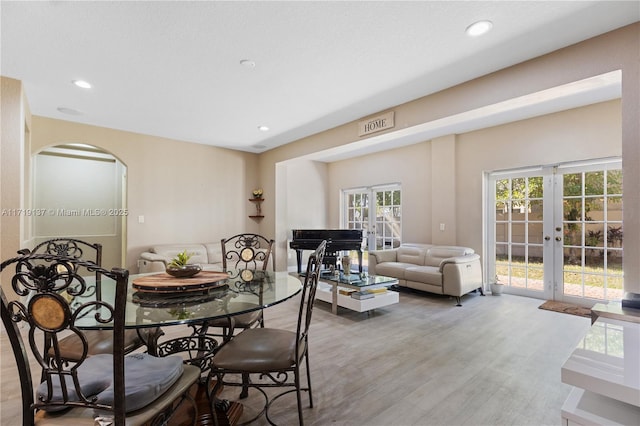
[358,111,395,136]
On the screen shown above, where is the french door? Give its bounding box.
[343,184,402,254]
[486,159,623,303]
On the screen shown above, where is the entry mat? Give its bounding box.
[538,300,591,318]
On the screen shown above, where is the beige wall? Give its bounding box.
[260,23,638,292]
[30,117,260,271]
[328,142,431,240]
[1,77,31,297]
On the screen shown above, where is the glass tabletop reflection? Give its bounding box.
[74,269,302,329]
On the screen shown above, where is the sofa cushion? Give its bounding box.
[405,266,443,286]
[204,242,223,264]
[424,246,475,267]
[374,262,417,280]
[396,245,429,265]
[151,243,209,265]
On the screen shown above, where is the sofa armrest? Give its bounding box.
[368,249,397,275]
[438,253,480,273]
[139,251,169,266]
[441,254,483,297]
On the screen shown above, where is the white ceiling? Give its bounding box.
[1,1,638,154]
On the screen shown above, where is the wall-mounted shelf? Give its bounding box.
[249,198,264,219]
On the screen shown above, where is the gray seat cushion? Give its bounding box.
[213,328,300,372]
[37,353,184,413]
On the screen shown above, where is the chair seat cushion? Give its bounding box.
[37,353,184,413]
[55,329,147,361]
[213,328,300,372]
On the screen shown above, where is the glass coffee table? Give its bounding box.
[317,271,399,314]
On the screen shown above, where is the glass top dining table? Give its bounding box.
[74,269,303,329]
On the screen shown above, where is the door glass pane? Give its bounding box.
[607,170,623,194]
[496,223,508,243]
[564,173,582,196]
[585,223,605,248]
[344,186,401,255]
[496,201,509,222]
[564,223,582,246]
[529,200,543,220]
[528,223,543,244]
[585,171,604,195]
[564,198,583,221]
[607,197,623,219]
[492,175,545,293]
[374,188,401,250]
[511,223,525,243]
[510,266,526,288]
[562,167,623,301]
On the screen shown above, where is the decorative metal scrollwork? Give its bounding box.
[157,335,218,373]
[224,234,270,270]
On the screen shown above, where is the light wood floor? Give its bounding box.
[1,289,591,425]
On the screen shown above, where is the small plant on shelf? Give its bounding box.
[252,188,263,199]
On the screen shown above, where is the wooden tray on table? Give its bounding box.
[132,271,230,293]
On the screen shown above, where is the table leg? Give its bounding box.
[172,381,243,426]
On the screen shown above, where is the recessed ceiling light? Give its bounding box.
[240,59,256,68]
[258,125,269,132]
[57,107,83,115]
[465,20,493,37]
[72,80,92,89]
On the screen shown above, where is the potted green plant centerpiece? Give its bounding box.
[165,249,202,278]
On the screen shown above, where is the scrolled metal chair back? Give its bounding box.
[0,250,129,424]
[221,233,275,274]
[29,238,103,299]
[297,240,327,350]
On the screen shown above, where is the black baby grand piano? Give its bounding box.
[290,229,363,274]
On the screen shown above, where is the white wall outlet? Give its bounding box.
[440,223,445,231]
[138,215,145,224]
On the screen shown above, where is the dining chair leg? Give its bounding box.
[295,367,304,426]
[305,351,314,408]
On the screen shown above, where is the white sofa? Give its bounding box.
[368,243,484,306]
[138,243,224,273]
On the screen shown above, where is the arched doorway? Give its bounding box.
[32,144,127,269]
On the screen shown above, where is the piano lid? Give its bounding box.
[291,229,363,240]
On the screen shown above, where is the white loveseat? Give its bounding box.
[368,243,484,306]
[138,243,224,273]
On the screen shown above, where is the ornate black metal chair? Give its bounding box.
[211,233,275,335]
[150,234,274,381]
[208,240,326,425]
[0,250,200,425]
[27,238,160,361]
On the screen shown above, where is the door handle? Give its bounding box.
[555,236,562,241]
[544,236,551,241]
